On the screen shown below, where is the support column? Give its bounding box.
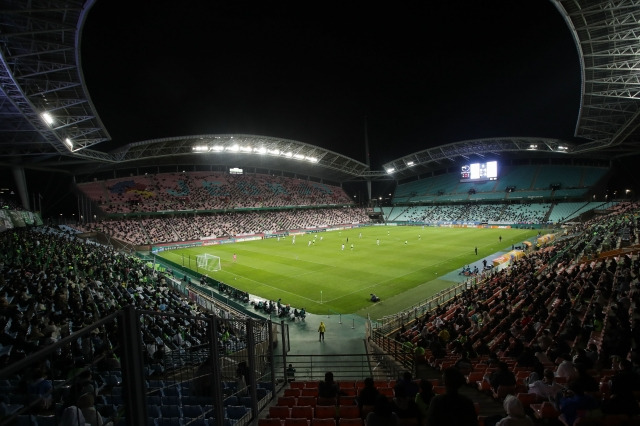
[11,166,30,211]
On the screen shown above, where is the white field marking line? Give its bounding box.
[314,230,534,303]
[210,230,535,303]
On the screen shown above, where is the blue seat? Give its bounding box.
[223,396,238,407]
[225,405,248,421]
[147,404,161,418]
[182,405,203,418]
[160,405,182,418]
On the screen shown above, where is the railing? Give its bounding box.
[0,307,278,426]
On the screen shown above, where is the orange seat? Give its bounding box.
[338,396,356,406]
[278,396,297,407]
[285,388,302,397]
[493,385,517,400]
[378,387,394,397]
[305,381,320,389]
[337,419,363,426]
[314,405,337,419]
[515,392,538,409]
[290,406,314,420]
[311,419,336,426]
[269,406,291,419]
[284,419,309,426]
[466,371,484,385]
[338,381,355,390]
[317,396,337,406]
[301,388,318,397]
[531,402,560,420]
[297,396,317,407]
[337,405,359,419]
[259,419,283,426]
[290,382,305,389]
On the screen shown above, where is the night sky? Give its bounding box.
[81,0,582,169]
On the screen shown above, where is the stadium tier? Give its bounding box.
[2,201,640,426]
[393,164,609,204]
[77,172,353,215]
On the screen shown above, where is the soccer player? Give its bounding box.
[418,234,421,240]
[475,246,478,255]
[359,232,362,239]
[292,235,296,244]
[350,244,354,251]
[233,253,237,262]
[405,240,408,245]
[308,240,312,247]
[341,244,345,251]
[376,238,380,246]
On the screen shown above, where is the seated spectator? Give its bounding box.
[395,371,420,399]
[494,395,534,426]
[486,362,516,393]
[365,394,398,426]
[391,384,421,425]
[357,377,379,417]
[557,381,599,426]
[318,371,340,405]
[414,379,435,426]
[425,368,478,426]
[527,369,563,402]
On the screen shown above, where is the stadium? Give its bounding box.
[1,1,640,425]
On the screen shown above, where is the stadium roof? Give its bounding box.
[0,0,639,183]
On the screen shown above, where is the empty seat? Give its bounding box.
[269,406,291,419]
[160,405,182,418]
[290,406,313,420]
[182,405,203,418]
[296,396,317,407]
[337,405,359,419]
[311,419,336,426]
[278,396,297,407]
[284,388,302,397]
[259,419,283,426]
[284,419,309,426]
[314,405,336,419]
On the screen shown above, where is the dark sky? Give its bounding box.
[81,0,581,169]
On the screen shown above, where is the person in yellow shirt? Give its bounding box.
[318,321,326,342]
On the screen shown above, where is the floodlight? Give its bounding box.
[64,138,73,150]
[306,156,318,163]
[528,144,538,150]
[267,149,280,155]
[386,168,395,174]
[192,145,208,152]
[407,161,414,166]
[212,145,224,151]
[283,151,293,158]
[255,147,267,154]
[41,112,54,126]
[226,144,240,152]
[240,146,252,152]
[293,154,304,160]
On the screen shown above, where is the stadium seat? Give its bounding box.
[284,419,309,426]
[259,419,284,426]
[284,388,302,397]
[296,396,317,407]
[258,418,282,426]
[314,405,337,419]
[278,396,297,407]
[290,382,305,389]
[270,406,291,419]
[290,406,314,420]
[337,419,363,426]
[337,405,359,419]
[311,419,336,426]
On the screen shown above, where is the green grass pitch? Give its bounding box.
[158,226,540,317]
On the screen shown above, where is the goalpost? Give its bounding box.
[196,253,221,272]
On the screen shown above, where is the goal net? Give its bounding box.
[196,253,221,272]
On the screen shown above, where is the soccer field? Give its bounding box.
[158,226,539,317]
